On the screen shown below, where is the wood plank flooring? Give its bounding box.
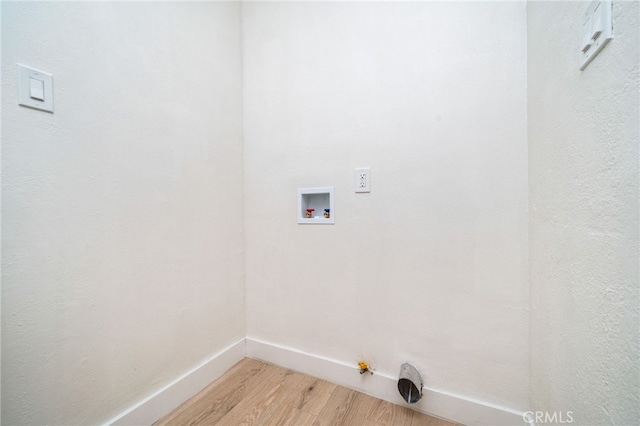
[155,358,458,426]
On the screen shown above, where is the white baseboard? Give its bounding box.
[246,337,526,426]
[104,337,527,426]
[104,338,246,426]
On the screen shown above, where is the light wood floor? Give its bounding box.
[155,358,458,426]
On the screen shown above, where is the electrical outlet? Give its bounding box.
[355,168,370,193]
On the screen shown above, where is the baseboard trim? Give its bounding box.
[246,337,526,426]
[104,338,246,426]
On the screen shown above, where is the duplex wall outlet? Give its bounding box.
[355,168,370,193]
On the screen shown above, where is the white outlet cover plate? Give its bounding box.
[18,64,54,112]
[355,168,371,193]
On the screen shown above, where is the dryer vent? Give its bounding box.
[397,363,423,404]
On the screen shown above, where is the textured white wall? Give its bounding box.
[1,2,244,424]
[528,1,639,424]
[243,1,529,410]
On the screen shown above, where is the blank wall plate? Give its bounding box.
[579,0,613,71]
[18,64,54,113]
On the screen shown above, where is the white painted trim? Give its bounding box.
[246,337,527,426]
[104,338,246,426]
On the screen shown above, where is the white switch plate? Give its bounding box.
[355,168,370,193]
[18,64,53,112]
[579,0,613,71]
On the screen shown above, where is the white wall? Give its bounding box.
[1,2,244,424]
[6,2,637,424]
[243,1,529,411]
[528,1,639,424]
